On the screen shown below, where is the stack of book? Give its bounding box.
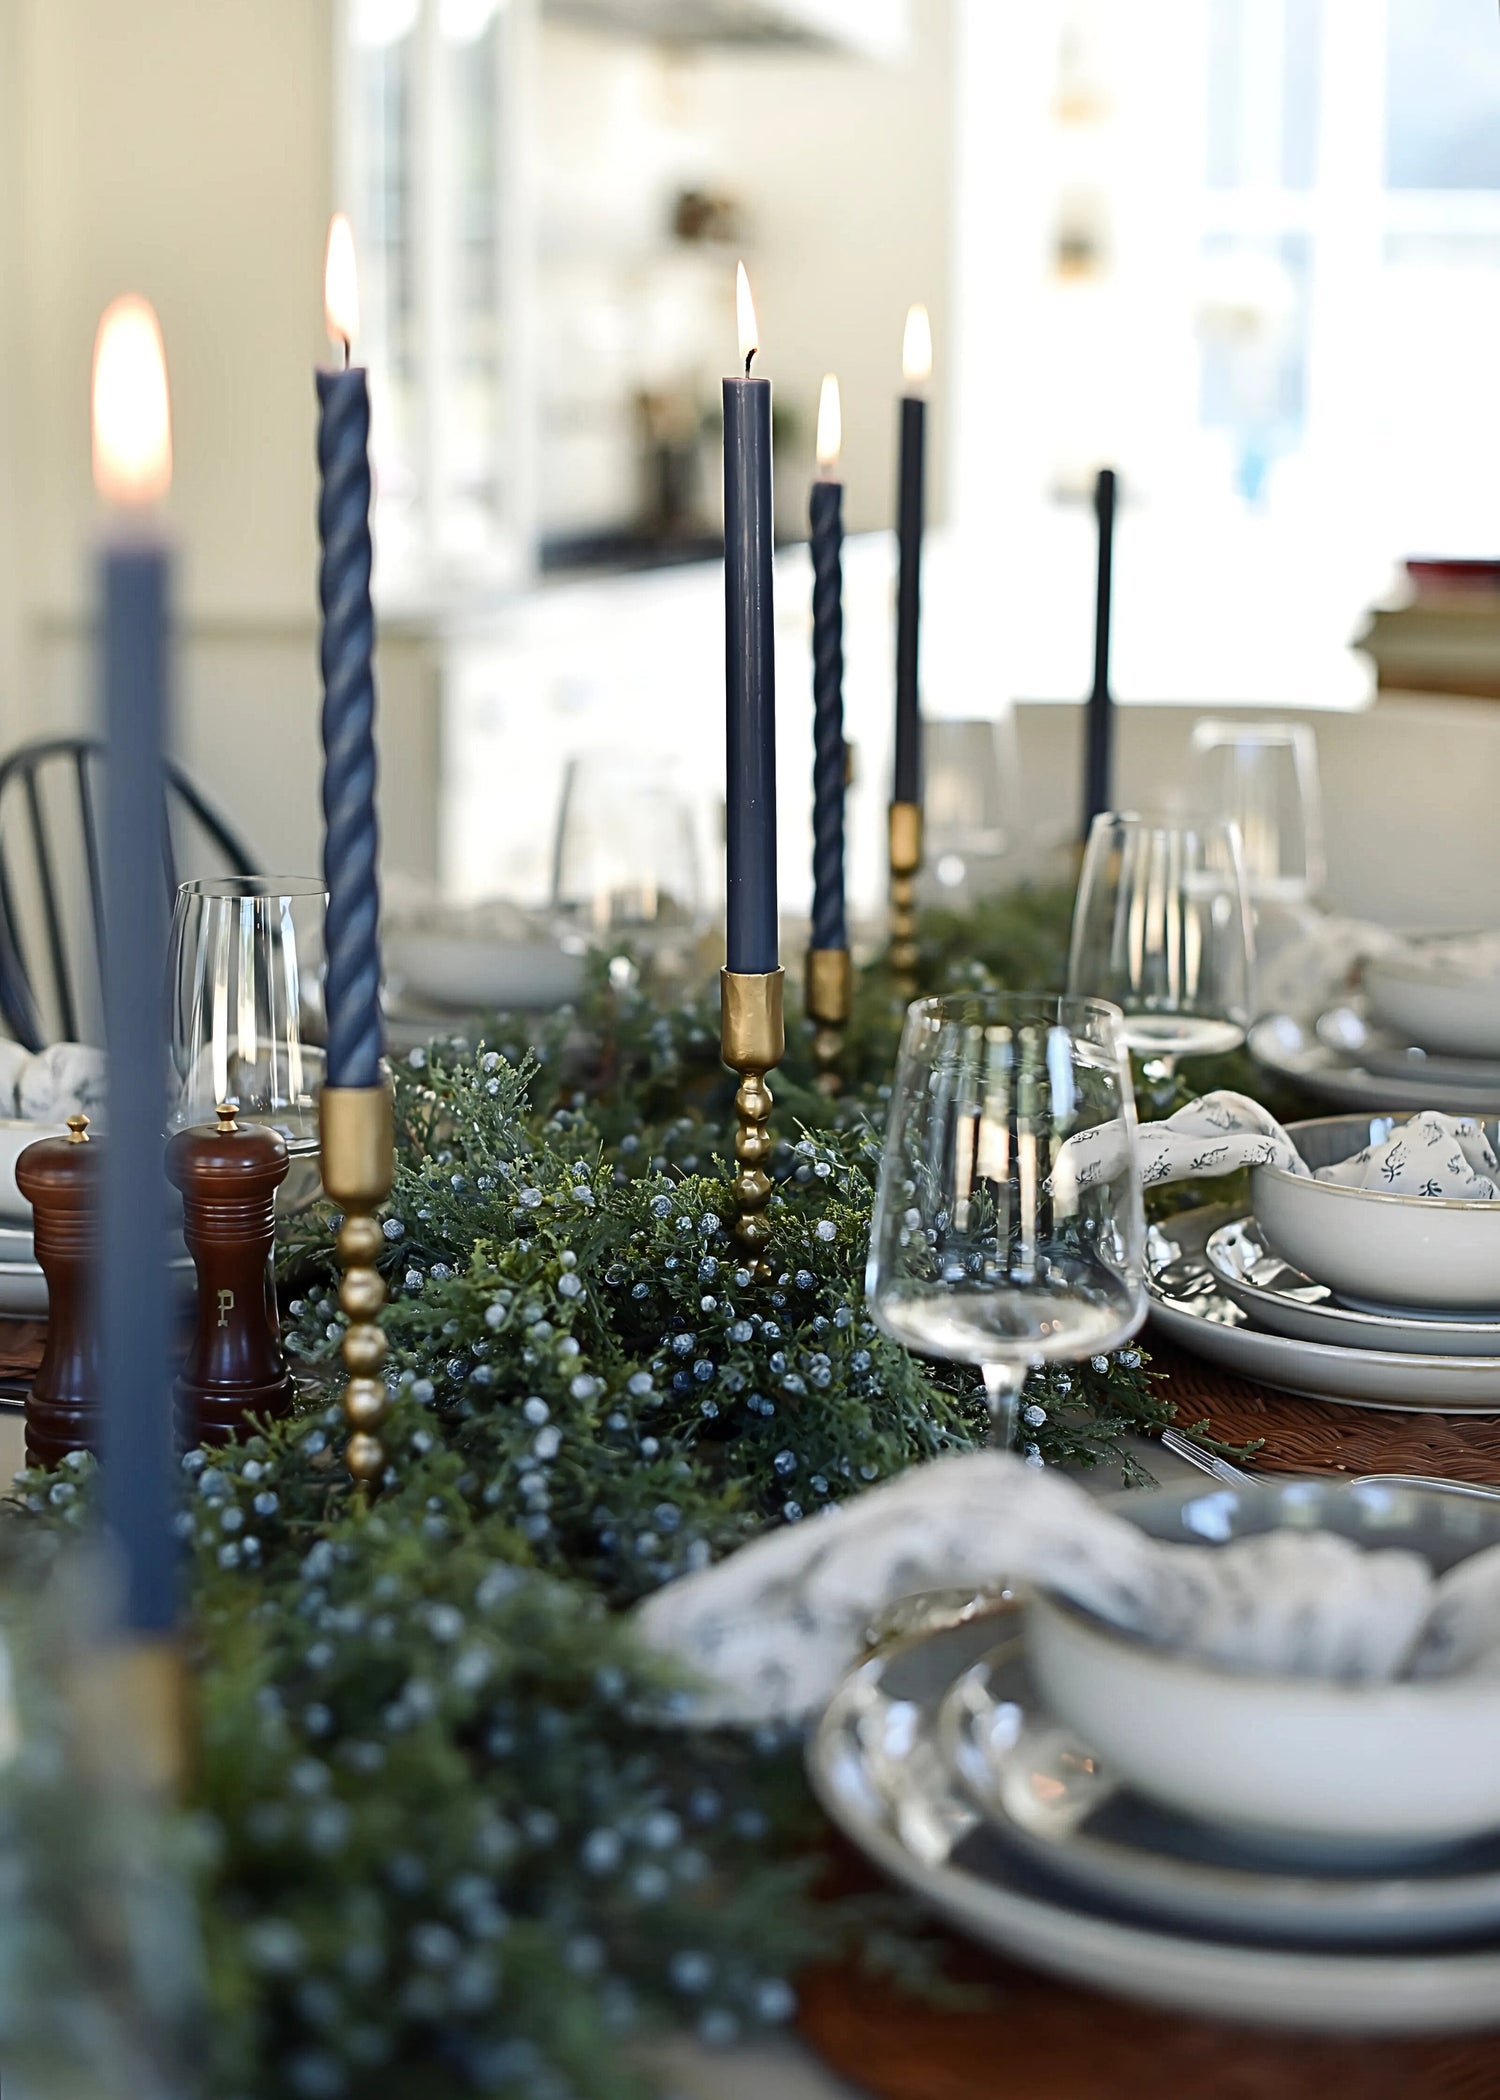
[1356,559,1500,699]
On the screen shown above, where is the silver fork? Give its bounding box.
[1158,1424,1500,1502]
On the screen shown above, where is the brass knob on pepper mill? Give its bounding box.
[16,1112,100,1468]
[165,1102,294,1446]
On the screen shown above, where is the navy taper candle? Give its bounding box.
[723,263,778,975]
[318,218,383,1088]
[809,438,846,951]
[92,297,178,1635]
[893,304,931,808]
[1081,465,1117,839]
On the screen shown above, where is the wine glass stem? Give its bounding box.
[981,1363,1026,1452]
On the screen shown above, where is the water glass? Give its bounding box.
[1067,811,1256,1076]
[1186,720,1324,903]
[921,716,1023,902]
[550,752,702,954]
[167,877,325,1152]
[866,992,1147,1450]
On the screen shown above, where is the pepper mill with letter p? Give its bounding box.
[166,1104,294,1446]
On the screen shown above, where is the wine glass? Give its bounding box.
[1067,811,1256,1079]
[550,752,702,971]
[866,992,1147,1451]
[166,877,325,1157]
[1185,720,1325,905]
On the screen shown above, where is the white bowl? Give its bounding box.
[1250,1113,1500,1312]
[387,930,584,1013]
[1365,939,1500,1060]
[1027,1480,1500,1856]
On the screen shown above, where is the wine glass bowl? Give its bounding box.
[1186,719,1324,905]
[866,992,1148,1448]
[1067,811,1256,1075]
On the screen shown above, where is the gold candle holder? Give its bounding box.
[319,1080,395,1488]
[805,945,852,1096]
[74,1637,194,1797]
[888,799,923,984]
[720,968,785,1265]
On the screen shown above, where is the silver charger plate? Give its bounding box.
[1249,1013,1500,1115]
[1147,1206,1500,1411]
[938,1626,1500,1946]
[808,1612,1500,2032]
[1205,1216,1500,1358]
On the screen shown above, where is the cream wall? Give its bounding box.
[0,0,439,881]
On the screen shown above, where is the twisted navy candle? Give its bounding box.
[317,366,383,1088]
[809,475,846,952]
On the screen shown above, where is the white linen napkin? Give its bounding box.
[1059,1091,1500,1200]
[633,1452,1500,1727]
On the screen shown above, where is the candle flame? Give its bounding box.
[324,214,360,354]
[902,303,932,391]
[735,261,759,373]
[91,296,172,505]
[815,373,842,474]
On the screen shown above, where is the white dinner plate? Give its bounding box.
[1249,1013,1500,1115]
[937,1629,1500,1946]
[809,1613,1500,2033]
[1147,1207,1500,1411]
[1315,1002,1500,1089]
[1204,1216,1500,1358]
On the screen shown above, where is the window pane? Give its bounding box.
[1205,0,1322,192]
[1386,0,1500,188]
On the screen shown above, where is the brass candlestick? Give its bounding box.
[805,946,852,1096]
[888,799,923,985]
[319,1080,395,1487]
[720,968,784,1265]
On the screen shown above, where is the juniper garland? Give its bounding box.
[0,884,1285,2100]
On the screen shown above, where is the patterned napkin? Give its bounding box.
[1057,1092,1500,1200]
[633,1452,1500,1727]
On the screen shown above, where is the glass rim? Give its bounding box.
[1084,807,1245,837]
[903,990,1127,1029]
[175,875,327,902]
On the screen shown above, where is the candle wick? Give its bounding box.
[744,348,755,378]
[342,336,351,373]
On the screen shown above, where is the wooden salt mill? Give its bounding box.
[165,1103,294,1446]
[16,1113,100,1467]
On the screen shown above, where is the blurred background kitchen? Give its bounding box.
[2,0,1499,943]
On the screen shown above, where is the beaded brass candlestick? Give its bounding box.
[720,968,784,1268]
[319,1080,394,1488]
[805,946,852,1097]
[888,799,923,986]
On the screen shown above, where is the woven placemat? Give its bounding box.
[1149,1334,1500,1485]
[797,1911,1500,2100]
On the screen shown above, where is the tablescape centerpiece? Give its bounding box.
[888,304,930,986]
[806,372,852,1097]
[720,263,784,1265]
[316,215,396,1489]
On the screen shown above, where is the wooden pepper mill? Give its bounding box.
[16,1113,101,1467]
[165,1103,294,1446]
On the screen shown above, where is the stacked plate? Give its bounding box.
[1251,934,1500,1113]
[810,1601,1500,2031]
[1147,1206,1500,1413]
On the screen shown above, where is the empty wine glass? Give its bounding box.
[550,752,702,966]
[1067,811,1256,1078]
[867,992,1147,1451]
[1186,720,1324,904]
[167,877,325,1154]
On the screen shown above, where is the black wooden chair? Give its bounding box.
[0,736,259,1050]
